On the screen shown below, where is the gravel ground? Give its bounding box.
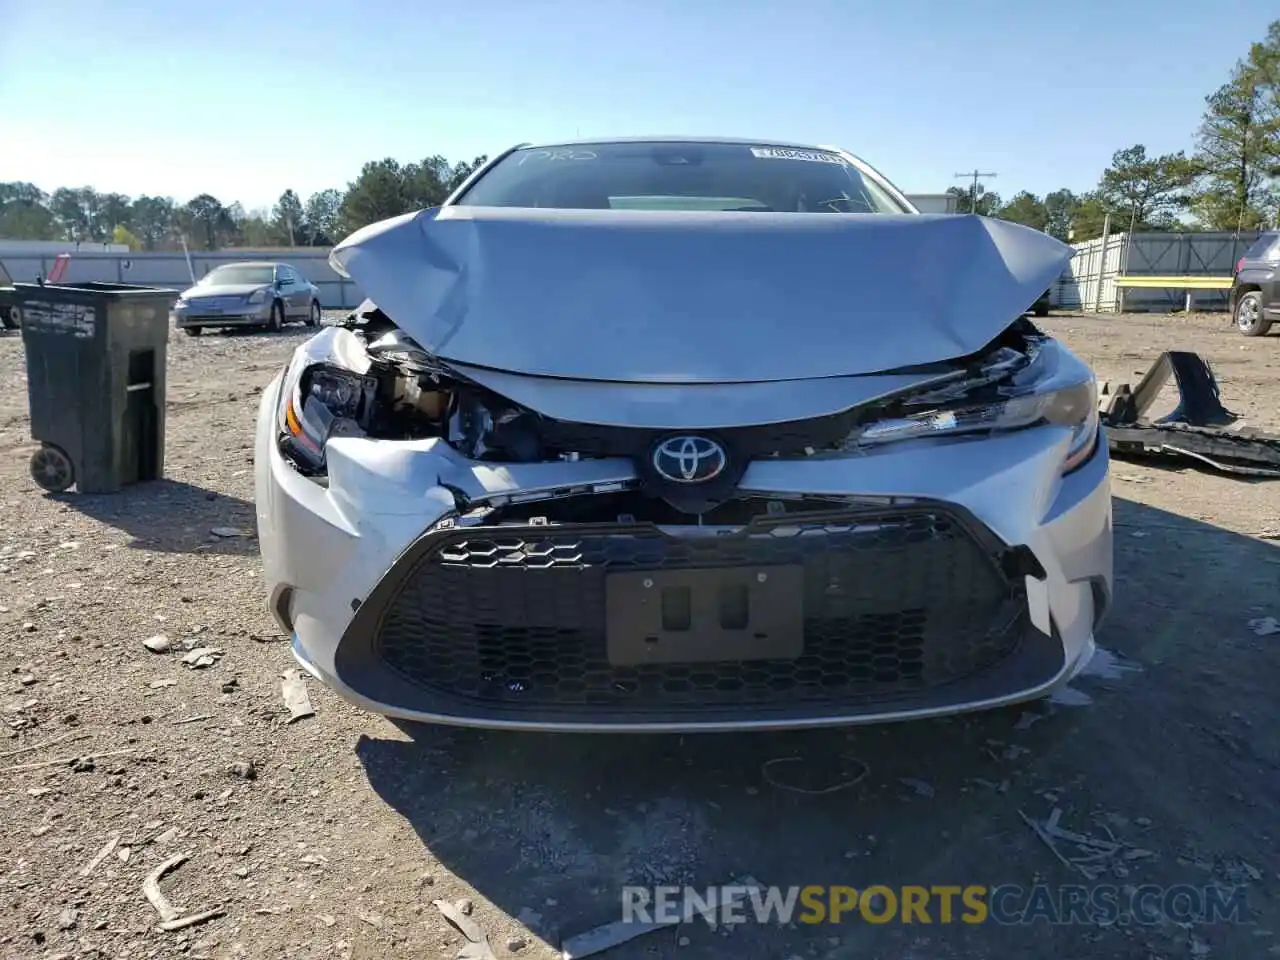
[1,312,1279,960]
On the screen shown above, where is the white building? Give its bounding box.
[904,194,959,214]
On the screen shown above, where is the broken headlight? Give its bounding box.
[850,378,1100,474]
[278,364,375,471]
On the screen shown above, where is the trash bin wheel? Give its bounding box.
[30,444,75,493]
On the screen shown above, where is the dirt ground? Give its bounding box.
[1,311,1279,960]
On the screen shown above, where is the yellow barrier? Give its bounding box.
[1112,275,1233,312]
[1112,275,1233,289]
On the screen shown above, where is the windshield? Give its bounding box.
[200,265,275,286]
[453,141,909,214]
[1243,233,1279,261]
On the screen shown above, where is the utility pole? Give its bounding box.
[954,169,997,214]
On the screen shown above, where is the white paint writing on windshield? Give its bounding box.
[517,149,599,165]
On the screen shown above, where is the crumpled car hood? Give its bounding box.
[330,206,1069,383]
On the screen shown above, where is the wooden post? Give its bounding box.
[1092,214,1111,313]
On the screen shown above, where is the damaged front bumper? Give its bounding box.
[173,301,274,328]
[255,373,1113,733]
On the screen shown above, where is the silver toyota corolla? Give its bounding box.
[173,261,322,337]
[253,138,1113,733]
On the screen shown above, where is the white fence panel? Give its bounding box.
[1059,234,1124,311]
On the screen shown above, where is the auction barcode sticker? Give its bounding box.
[750,147,845,164]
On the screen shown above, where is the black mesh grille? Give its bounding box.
[535,409,863,460]
[371,505,1029,715]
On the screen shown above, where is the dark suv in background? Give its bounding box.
[1230,230,1280,337]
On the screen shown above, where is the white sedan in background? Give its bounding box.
[173,261,322,337]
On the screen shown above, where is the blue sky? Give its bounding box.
[2,0,1276,211]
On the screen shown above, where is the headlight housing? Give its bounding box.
[247,287,270,305]
[278,363,375,472]
[850,378,1099,473]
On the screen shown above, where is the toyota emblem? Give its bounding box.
[651,435,728,484]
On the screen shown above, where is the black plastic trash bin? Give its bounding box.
[15,281,178,494]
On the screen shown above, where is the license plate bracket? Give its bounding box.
[605,565,804,666]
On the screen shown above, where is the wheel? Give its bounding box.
[1,305,18,330]
[307,300,321,327]
[1034,302,1050,317]
[30,444,75,493]
[184,326,203,337]
[267,301,284,333]
[1235,291,1271,337]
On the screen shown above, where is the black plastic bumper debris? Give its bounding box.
[15,281,178,493]
[1099,351,1280,477]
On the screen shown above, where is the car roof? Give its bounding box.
[213,261,281,268]
[517,135,856,155]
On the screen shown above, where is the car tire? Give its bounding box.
[1034,303,1050,318]
[267,301,284,333]
[1235,291,1271,337]
[307,300,321,327]
[2,305,19,330]
[184,326,203,338]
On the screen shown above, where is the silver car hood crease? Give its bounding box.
[331,207,1070,384]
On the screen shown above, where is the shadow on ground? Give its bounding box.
[1112,452,1280,485]
[51,478,258,555]
[356,497,1280,960]
[193,326,317,340]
